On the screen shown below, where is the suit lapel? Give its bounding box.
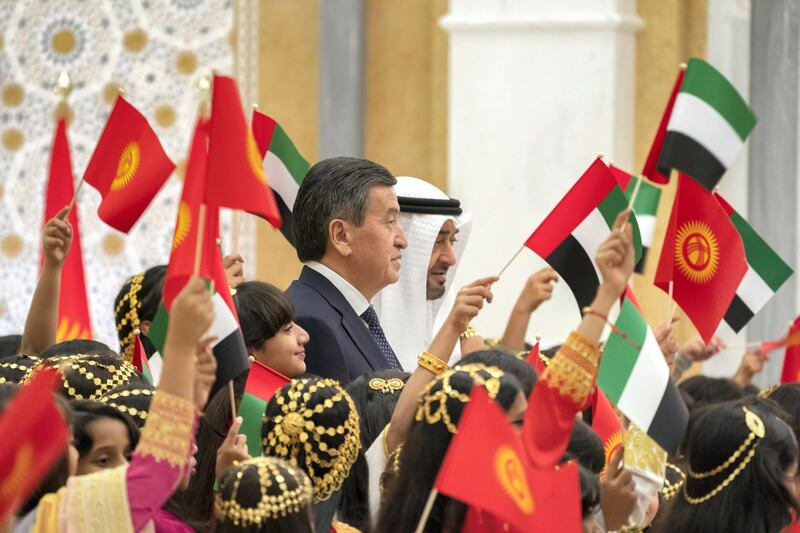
[298,267,387,371]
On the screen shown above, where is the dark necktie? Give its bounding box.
[360,306,401,369]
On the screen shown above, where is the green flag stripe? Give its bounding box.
[597,300,648,404]
[596,186,644,263]
[679,59,756,140]
[238,392,267,458]
[148,303,169,353]
[269,123,309,186]
[729,211,793,291]
[623,177,661,217]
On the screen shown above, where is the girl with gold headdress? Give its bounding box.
[260,377,363,533]
[24,277,217,533]
[214,456,315,533]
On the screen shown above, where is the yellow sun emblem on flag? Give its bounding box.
[494,445,534,514]
[0,443,33,499]
[172,202,192,251]
[600,430,625,478]
[246,132,267,184]
[56,317,91,342]
[674,220,719,284]
[111,142,141,191]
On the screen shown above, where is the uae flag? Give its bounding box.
[0,367,68,522]
[238,361,290,457]
[610,164,662,273]
[131,335,154,385]
[251,110,309,246]
[657,58,756,191]
[206,75,281,229]
[148,120,250,395]
[654,174,747,342]
[641,67,685,184]
[714,194,793,333]
[43,119,93,341]
[525,158,642,310]
[435,386,581,532]
[597,295,688,455]
[82,96,175,233]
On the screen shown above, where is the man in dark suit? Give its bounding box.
[286,157,408,383]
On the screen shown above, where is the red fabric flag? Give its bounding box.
[43,119,92,341]
[641,68,686,184]
[205,75,281,228]
[654,173,747,342]
[131,335,153,385]
[435,386,581,532]
[591,389,625,477]
[526,341,546,376]
[82,97,174,233]
[764,326,800,355]
[780,317,800,384]
[0,367,68,522]
[161,119,216,307]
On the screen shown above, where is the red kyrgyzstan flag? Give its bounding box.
[82,96,174,233]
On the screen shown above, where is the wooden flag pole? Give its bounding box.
[228,381,237,426]
[414,488,439,533]
[193,204,207,277]
[497,245,524,278]
[666,280,676,322]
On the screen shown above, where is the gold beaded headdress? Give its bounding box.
[683,406,765,505]
[215,456,314,526]
[115,272,145,362]
[261,378,361,502]
[99,388,154,423]
[24,354,137,400]
[661,463,687,502]
[415,363,505,434]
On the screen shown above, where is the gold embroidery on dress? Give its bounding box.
[65,465,134,533]
[623,423,667,485]
[136,390,195,468]
[541,331,599,405]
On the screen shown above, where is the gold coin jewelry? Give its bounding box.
[115,272,145,361]
[215,456,313,526]
[261,378,361,503]
[368,377,404,394]
[683,406,765,504]
[415,363,504,434]
[459,325,480,339]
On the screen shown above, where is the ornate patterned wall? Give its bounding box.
[0,0,252,347]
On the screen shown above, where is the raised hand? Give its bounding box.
[215,415,250,480]
[223,254,245,289]
[166,277,215,353]
[680,335,726,363]
[655,316,680,367]
[596,209,635,303]
[445,276,498,334]
[194,336,218,410]
[600,447,637,531]
[516,267,558,313]
[42,206,73,269]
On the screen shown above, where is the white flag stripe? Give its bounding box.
[264,151,300,209]
[667,93,744,169]
[615,328,670,432]
[149,352,163,386]
[636,215,656,247]
[204,292,239,347]
[571,208,613,284]
[737,265,775,314]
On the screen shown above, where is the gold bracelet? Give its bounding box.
[418,351,449,375]
[460,326,480,339]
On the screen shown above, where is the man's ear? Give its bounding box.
[328,219,353,257]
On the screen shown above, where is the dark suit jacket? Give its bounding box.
[286,266,390,384]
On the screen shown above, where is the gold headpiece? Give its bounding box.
[661,463,687,501]
[368,377,404,394]
[758,384,779,398]
[415,363,504,434]
[116,272,145,362]
[261,378,361,502]
[24,354,137,400]
[215,456,313,526]
[98,388,155,422]
[683,406,765,504]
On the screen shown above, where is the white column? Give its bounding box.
[442,0,642,347]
